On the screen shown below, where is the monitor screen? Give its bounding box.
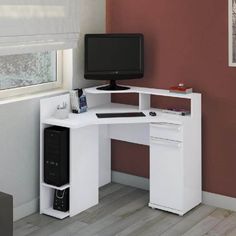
[84,34,144,80]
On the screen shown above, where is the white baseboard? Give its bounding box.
[202,191,236,212]
[112,171,236,212]
[112,171,149,190]
[14,198,39,222]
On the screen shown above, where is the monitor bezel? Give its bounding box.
[84,33,144,80]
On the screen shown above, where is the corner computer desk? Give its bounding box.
[39,85,202,219]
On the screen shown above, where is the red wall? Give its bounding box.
[107,0,236,197]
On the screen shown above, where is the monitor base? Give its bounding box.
[97,80,130,91]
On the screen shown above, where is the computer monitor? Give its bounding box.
[84,33,144,91]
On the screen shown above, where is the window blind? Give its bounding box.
[0,0,80,55]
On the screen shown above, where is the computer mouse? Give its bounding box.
[149,111,157,116]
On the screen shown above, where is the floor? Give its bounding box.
[14,183,236,236]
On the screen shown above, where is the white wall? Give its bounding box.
[0,0,106,221]
[0,99,40,221]
[73,0,106,89]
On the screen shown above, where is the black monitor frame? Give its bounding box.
[84,33,144,91]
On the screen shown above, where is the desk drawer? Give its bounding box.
[150,122,183,141]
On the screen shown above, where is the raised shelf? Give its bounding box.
[42,183,70,190]
[85,85,197,99]
[42,207,69,219]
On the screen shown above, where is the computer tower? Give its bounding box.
[44,126,69,187]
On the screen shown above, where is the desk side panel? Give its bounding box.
[99,125,111,187]
[70,125,99,217]
[183,95,202,212]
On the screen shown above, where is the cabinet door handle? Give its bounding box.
[151,123,182,131]
[150,137,182,148]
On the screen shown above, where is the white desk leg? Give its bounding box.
[99,125,111,187]
[70,125,99,217]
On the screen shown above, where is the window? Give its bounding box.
[0,1,79,99]
[0,51,62,98]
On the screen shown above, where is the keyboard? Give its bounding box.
[96,112,146,118]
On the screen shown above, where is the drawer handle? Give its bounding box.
[151,123,182,131]
[150,137,182,148]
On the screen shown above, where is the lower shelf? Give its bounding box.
[42,182,70,191]
[42,207,70,219]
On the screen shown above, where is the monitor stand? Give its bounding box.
[96,80,130,91]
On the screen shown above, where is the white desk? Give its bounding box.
[40,85,202,219]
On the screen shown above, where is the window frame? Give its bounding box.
[0,51,63,99]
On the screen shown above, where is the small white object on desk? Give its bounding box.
[54,102,69,119]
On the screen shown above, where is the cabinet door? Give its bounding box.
[150,137,183,211]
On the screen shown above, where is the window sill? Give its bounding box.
[0,89,68,106]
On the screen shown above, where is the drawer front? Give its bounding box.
[150,122,183,141]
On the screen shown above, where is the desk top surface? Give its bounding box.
[42,103,188,129]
